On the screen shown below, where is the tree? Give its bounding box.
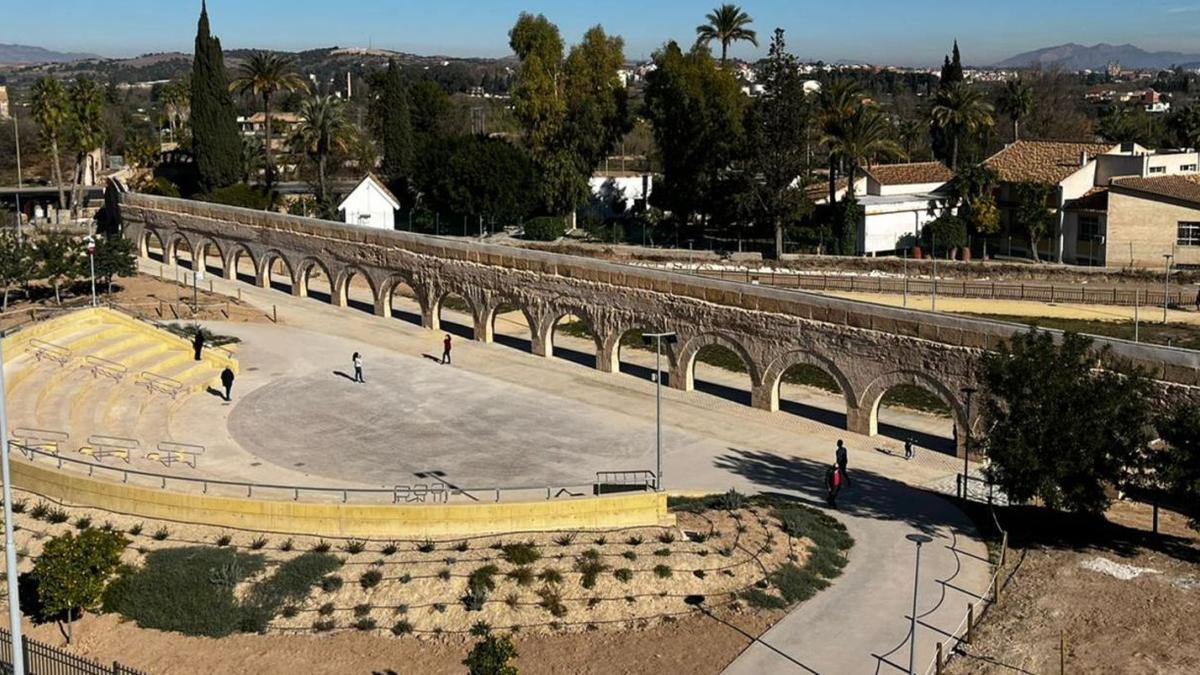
[0,231,32,310]
[1152,399,1200,530]
[377,59,414,195]
[30,77,70,211]
[159,75,192,144]
[66,77,107,218]
[738,29,813,258]
[230,51,309,186]
[416,135,535,226]
[37,231,83,305]
[191,1,243,191]
[931,82,994,169]
[408,79,452,139]
[997,79,1034,142]
[930,41,964,164]
[979,329,1155,517]
[1011,181,1055,262]
[32,528,128,644]
[464,633,519,675]
[695,4,758,65]
[1167,105,1200,150]
[817,78,865,204]
[821,103,902,253]
[291,95,354,210]
[93,234,138,295]
[944,162,1000,237]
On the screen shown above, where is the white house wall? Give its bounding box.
[342,182,397,231]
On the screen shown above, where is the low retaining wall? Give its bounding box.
[13,460,674,537]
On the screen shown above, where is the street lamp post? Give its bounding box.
[642,331,677,491]
[961,387,976,500]
[931,231,938,312]
[13,113,23,246]
[0,337,27,675]
[906,533,934,675]
[1163,254,1174,325]
[85,236,97,307]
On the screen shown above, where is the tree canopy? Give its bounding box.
[191,1,243,192]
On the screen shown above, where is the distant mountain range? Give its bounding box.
[993,43,1200,71]
[0,43,98,65]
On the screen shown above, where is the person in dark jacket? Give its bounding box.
[835,439,849,485]
[442,335,452,365]
[220,367,235,401]
[193,330,205,361]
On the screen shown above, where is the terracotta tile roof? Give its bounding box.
[863,161,953,186]
[1110,174,1200,208]
[984,140,1118,185]
[1062,187,1109,212]
[804,177,850,203]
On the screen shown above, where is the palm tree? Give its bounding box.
[997,79,1034,142]
[30,77,70,212]
[160,75,192,143]
[821,105,903,202]
[931,82,994,170]
[231,51,309,185]
[818,78,865,203]
[896,117,925,160]
[291,95,353,208]
[66,78,107,219]
[695,4,758,65]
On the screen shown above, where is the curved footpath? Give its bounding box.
[136,259,992,674]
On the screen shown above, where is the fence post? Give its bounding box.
[993,574,1001,603]
[21,634,29,672]
[1060,629,1067,674]
[1000,531,1008,567]
[967,603,974,644]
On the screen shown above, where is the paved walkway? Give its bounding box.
[824,290,1200,325]
[142,259,992,674]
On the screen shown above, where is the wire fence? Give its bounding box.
[0,627,149,675]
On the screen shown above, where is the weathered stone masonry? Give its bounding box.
[118,193,1200,458]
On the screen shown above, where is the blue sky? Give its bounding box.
[5,0,1200,65]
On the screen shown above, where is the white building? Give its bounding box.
[338,174,400,230]
[589,171,653,212]
[856,162,954,255]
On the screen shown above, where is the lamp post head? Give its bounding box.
[906,533,934,546]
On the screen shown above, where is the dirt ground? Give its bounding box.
[946,504,1199,674]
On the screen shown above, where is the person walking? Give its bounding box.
[825,464,843,508]
[904,438,915,461]
[352,352,364,383]
[441,335,452,365]
[193,330,205,361]
[835,439,849,484]
[220,367,235,402]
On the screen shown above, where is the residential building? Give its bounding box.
[238,112,303,150]
[0,86,8,119]
[589,170,652,213]
[338,174,400,230]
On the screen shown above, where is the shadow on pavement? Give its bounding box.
[552,345,597,369]
[779,398,848,429]
[879,420,955,456]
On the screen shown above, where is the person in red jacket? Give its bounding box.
[441,335,452,365]
[826,464,843,508]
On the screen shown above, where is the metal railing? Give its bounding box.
[10,428,69,455]
[0,627,149,675]
[684,268,1198,309]
[9,441,628,505]
[137,371,183,399]
[80,434,140,463]
[596,470,657,493]
[84,355,127,382]
[149,441,205,469]
[29,339,72,366]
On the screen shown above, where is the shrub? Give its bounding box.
[215,533,233,548]
[205,183,273,210]
[580,549,601,561]
[381,542,398,556]
[537,568,563,584]
[10,499,26,514]
[593,536,607,546]
[152,527,170,542]
[433,603,447,613]
[622,551,637,561]
[29,501,50,520]
[500,542,541,566]
[653,548,671,558]
[470,620,492,637]
[143,176,181,197]
[504,592,519,608]
[320,575,344,593]
[741,588,788,610]
[342,540,367,554]
[522,216,567,242]
[239,552,342,633]
[465,633,520,675]
[313,619,336,632]
[469,565,499,592]
[463,581,489,612]
[454,541,469,553]
[398,573,412,584]
[722,488,745,511]
[505,566,534,587]
[554,532,576,547]
[693,570,707,579]
[359,569,383,590]
[74,516,93,530]
[657,532,676,544]
[318,602,335,616]
[47,508,70,524]
[575,556,609,589]
[280,605,299,619]
[537,585,567,618]
[280,538,294,552]
[353,603,372,618]
[614,568,633,583]
[625,535,643,547]
[437,568,452,581]
[128,523,144,537]
[311,540,331,553]
[33,529,128,641]
[417,539,436,553]
[391,620,413,636]
[653,564,672,579]
[249,536,269,550]
[354,617,377,632]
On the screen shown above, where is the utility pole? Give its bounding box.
[13,113,23,246]
[642,332,678,491]
[961,386,976,498]
[906,533,934,674]
[0,338,27,675]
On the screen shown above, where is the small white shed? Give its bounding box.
[338,174,400,230]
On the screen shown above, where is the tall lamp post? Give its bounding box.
[642,331,677,491]
[1163,253,1174,325]
[0,337,27,675]
[906,533,934,674]
[961,387,976,499]
[12,113,23,246]
[85,236,97,307]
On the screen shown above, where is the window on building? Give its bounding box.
[1182,164,1198,172]
[1149,166,1167,174]
[1179,222,1200,247]
[1078,215,1101,240]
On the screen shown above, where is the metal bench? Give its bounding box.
[29,339,72,367]
[393,484,450,504]
[138,372,183,399]
[10,428,70,455]
[79,435,139,463]
[84,356,127,382]
[146,441,204,468]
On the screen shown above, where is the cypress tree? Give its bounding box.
[931,40,966,164]
[191,1,242,192]
[379,59,414,197]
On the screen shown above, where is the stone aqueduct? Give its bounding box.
[117,193,1200,458]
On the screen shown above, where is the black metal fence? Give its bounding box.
[0,628,149,675]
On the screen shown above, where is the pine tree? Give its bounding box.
[191,1,243,192]
[932,40,966,164]
[378,59,414,198]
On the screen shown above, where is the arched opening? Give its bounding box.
[389,277,423,327]
[438,292,476,340]
[690,342,754,406]
[491,302,532,352]
[300,260,333,304]
[614,327,666,383]
[197,240,224,277]
[341,267,377,314]
[230,246,257,285]
[871,382,957,456]
[143,230,166,263]
[262,252,294,294]
[171,238,195,271]
[549,313,598,369]
[776,362,849,429]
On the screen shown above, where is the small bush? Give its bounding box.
[359,569,383,590]
[10,499,26,514]
[554,532,576,547]
[653,565,672,579]
[320,575,344,593]
[398,573,412,584]
[280,605,299,619]
[537,585,567,618]
[391,620,413,635]
[379,542,398,556]
[280,538,294,552]
[354,617,377,632]
[437,568,452,581]
[394,604,408,615]
[205,183,273,210]
[504,592,520,608]
[29,501,50,520]
[505,566,535,587]
[342,540,367,554]
[463,581,489,612]
[127,523,144,537]
[318,602,336,616]
[215,533,233,547]
[593,536,607,546]
[522,216,567,241]
[152,527,170,542]
[470,620,492,637]
[468,565,500,592]
[537,568,563,584]
[614,568,633,583]
[433,603,447,613]
[311,540,331,553]
[722,488,745,511]
[454,541,469,553]
[74,516,93,530]
[742,588,788,610]
[625,535,643,547]
[575,557,609,589]
[657,532,676,544]
[249,536,269,550]
[653,548,671,557]
[693,570,707,579]
[622,551,637,561]
[313,619,336,632]
[417,539,436,553]
[47,508,70,524]
[465,634,520,675]
[580,549,601,561]
[353,603,372,618]
[500,542,541,566]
